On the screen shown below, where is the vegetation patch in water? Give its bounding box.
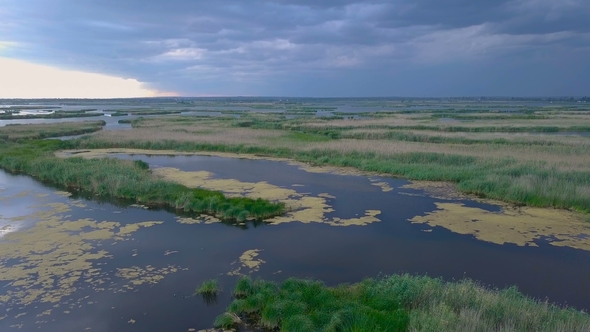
[410,202,590,251]
[176,215,221,224]
[0,141,285,222]
[0,192,166,308]
[116,265,182,289]
[196,279,220,296]
[151,167,383,227]
[228,249,266,276]
[370,178,394,192]
[216,275,590,331]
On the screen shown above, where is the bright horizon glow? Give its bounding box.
[0,58,175,98]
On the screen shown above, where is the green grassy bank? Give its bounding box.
[0,121,106,141]
[68,138,590,214]
[213,275,590,332]
[0,140,284,221]
[0,110,103,120]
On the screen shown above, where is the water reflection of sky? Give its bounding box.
[0,171,65,237]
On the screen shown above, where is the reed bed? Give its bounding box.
[0,121,106,141]
[78,120,590,171]
[69,138,590,213]
[296,114,590,133]
[0,140,284,221]
[216,275,590,331]
[89,126,282,146]
[302,139,590,171]
[66,113,590,213]
[342,128,590,146]
[0,110,103,120]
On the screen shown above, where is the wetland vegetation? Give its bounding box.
[216,275,590,332]
[196,279,220,296]
[0,110,103,119]
[0,140,284,221]
[108,109,183,116]
[2,97,590,331]
[0,121,106,141]
[69,107,590,214]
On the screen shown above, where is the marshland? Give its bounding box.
[1,97,590,331]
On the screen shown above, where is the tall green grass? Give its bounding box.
[295,124,590,134]
[0,111,103,120]
[217,275,590,332]
[68,138,590,213]
[0,141,284,222]
[218,276,408,331]
[340,129,568,146]
[430,114,549,120]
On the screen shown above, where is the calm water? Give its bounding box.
[0,109,245,132]
[1,154,590,331]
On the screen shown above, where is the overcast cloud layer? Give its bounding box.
[1,0,589,96]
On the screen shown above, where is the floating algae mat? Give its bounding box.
[410,202,590,250]
[154,167,382,227]
[2,151,590,331]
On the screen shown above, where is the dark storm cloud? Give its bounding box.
[0,0,588,96]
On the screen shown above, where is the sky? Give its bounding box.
[0,0,589,98]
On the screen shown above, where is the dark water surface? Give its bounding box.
[1,155,590,331]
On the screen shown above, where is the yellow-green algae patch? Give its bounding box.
[410,203,590,251]
[54,191,72,197]
[228,249,265,276]
[116,265,182,288]
[155,167,381,227]
[176,215,221,225]
[370,179,394,192]
[0,197,172,308]
[117,221,163,236]
[0,191,38,208]
[327,210,382,227]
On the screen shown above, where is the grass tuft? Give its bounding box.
[213,312,242,329]
[195,279,219,295]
